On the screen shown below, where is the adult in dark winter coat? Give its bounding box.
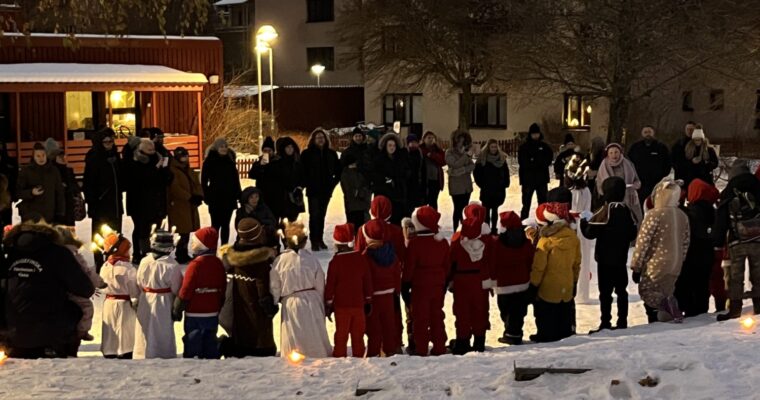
[167,147,203,264]
[340,127,371,175]
[44,138,81,226]
[235,187,277,245]
[553,134,580,184]
[681,128,718,186]
[627,125,672,206]
[587,136,607,210]
[671,121,697,184]
[518,123,554,219]
[405,134,427,217]
[248,136,278,215]
[581,176,638,332]
[16,143,64,223]
[372,133,410,225]
[474,139,510,234]
[220,218,279,357]
[713,160,760,321]
[445,130,476,231]
[126,139,173,261]
[147,127,170,158]
[299,129,341,250]
[201,138,242,245]
[675,179,719,317]
[83,128,123,268]
[419,131,446,209]
[270,137,304,222]
[340,153,371,231]
[0,141,18,227]
[122,133,147,221]
[3,221,95,358]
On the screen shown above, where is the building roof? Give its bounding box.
[224,85,277,98]
[0,63,209,85]
[214,0,247,5]
[0,32,220,41]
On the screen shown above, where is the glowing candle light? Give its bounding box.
[0,351,8,364]
[741,316,755,331]
[288,350,305,364]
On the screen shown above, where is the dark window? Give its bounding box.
[709,89,724,111]
[466,94,507,128]
[382,94,422,128]
[382,30,399,54]
[307,0,334,22]
[306,47,335,71]
[682,91,694,112]
[563,94,592,129]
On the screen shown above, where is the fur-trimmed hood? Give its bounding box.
[307,128,331,149]
[276,136,301,158]
[219,243,277,268]
[3,221,64,253]
[378,132,403,152]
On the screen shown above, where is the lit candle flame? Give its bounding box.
[741,316,755,330]
[0,351,8,364]
[288,350,305,364]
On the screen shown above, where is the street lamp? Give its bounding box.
[311,64,325,87]
[255,25,278,154]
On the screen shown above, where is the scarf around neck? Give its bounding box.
[596,156,637,195]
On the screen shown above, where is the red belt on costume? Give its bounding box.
[285,287,315,298]
[106,294,131,301]
[143,287,172,294]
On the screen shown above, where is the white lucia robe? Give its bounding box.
[572,187,596,303]
[100,259,141,357]
[134,253,183,359]
[270,249,331,358]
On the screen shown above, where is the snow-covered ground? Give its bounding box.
[1,160,757,399]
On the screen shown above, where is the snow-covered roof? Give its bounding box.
[224,85,278,98]
[214,0,247,6]
[0,32,220,41]
[0,63,209,85]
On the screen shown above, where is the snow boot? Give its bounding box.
[612,321,628,330]
[717,300,743,322]
[588,322,612,334]
[451,338,471,355]
[311,242,321,252]
[498,333,523,345]
[754,298,760,315]
[472,336,486,352]
[658,296,683,323]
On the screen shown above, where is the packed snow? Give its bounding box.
[0,162,757,399]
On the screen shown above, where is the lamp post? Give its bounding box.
[255,25,278,154]
[311,64,325,87]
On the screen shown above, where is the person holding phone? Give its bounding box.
[16,142,64,223]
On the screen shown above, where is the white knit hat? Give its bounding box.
[691,128,706,140]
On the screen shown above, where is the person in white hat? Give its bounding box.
[683,126,719,185]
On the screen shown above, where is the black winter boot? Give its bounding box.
[452,338,471,355]
[472,336,486,352]
[753,298,760,315]
[717,300,743,322]
[588,322,612,334]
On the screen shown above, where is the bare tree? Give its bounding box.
[507,0,760,143]
[337,0,518,132]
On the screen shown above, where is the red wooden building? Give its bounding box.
[0,33,223,173]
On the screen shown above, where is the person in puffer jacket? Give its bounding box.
[402,206,450,356]
[173,227,227,359]
[361,219,402,357]
[528,202,581,343]
[490,211,534,345]
[450,205,492,354]
[630,178,690,323]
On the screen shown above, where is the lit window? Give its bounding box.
[563,94,592,129]
[65,92,94,131]
[108,90,138,134]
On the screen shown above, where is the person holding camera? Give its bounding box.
[16,142,64,223]
[167,147,203,264]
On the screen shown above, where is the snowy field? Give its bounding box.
[0,161,758,399]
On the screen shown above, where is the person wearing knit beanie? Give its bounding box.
[683,126,718,186]
[262,136,276,153]
[134,225,183,359]
[237,217,266,246]
[325,222,372,357]
[519,122,554,219]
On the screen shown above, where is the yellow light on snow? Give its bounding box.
[0,351,8,364]
[288,350,305,364]
[741,316,756,331]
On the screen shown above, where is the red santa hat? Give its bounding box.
[191,226,219,254]
[535,204,549,225]
[412,206,441,234]
[499,211,522,230]
[461,218,482,240]
[362,219,387,242]
[541,202,570,224]
[463,202,487,225]
[333,223,355,245]
[370,195,392,221]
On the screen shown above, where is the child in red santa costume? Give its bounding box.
[490,211,535,345]
[356,195,406,353]
[402,205,450,356]
[449,203,493,354]
[325,223,373,357]
[173,227,227,359]
[361,218,402,356]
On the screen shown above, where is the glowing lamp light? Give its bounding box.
[288,350,305,364]
[0,351,8,365]
[310,64,325,75]
[256,41,271,54]
[256,25,278,43]
[568,118,580,127]
[741,316,756,331]
[586,105,592,114]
